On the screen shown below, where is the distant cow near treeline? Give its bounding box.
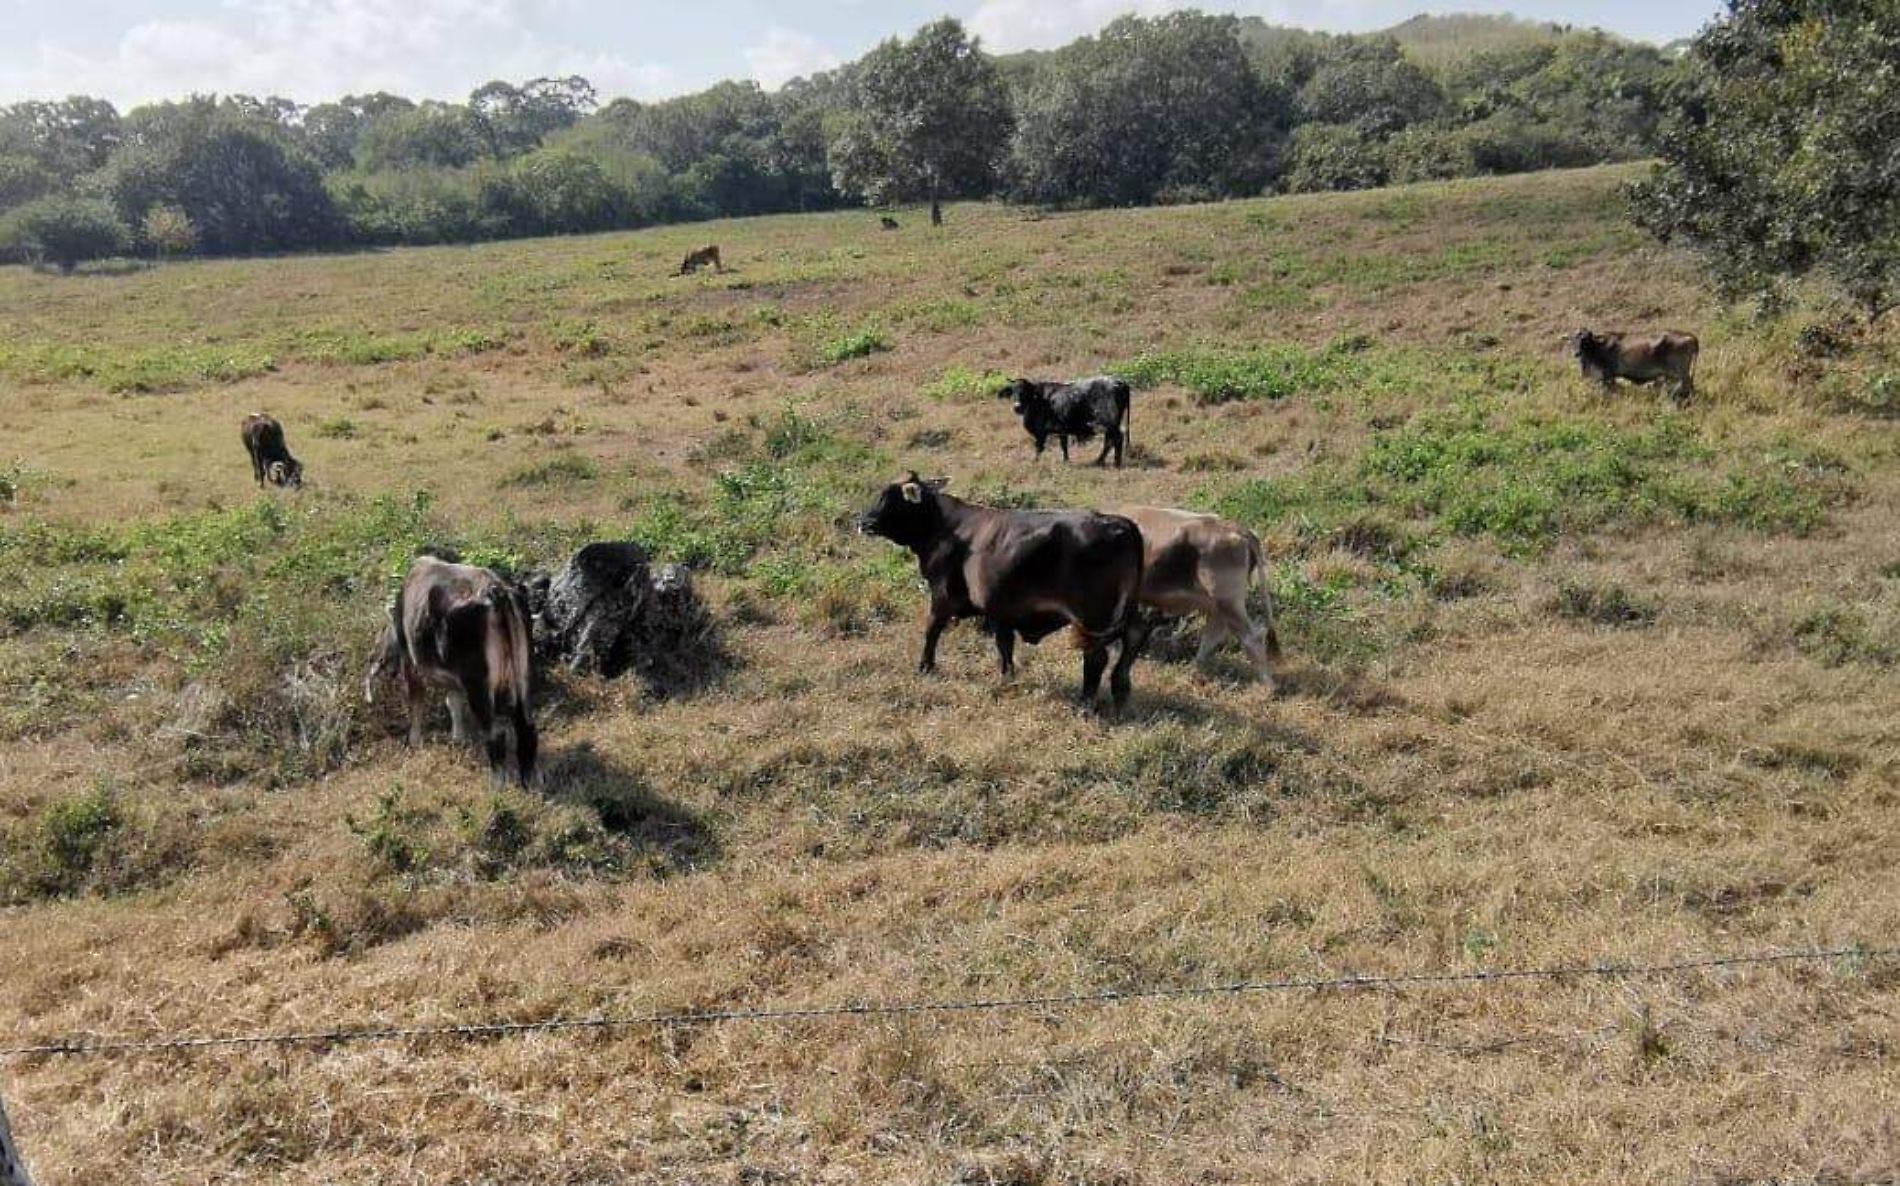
[1571,329,1699,401]
[677,245,724,275]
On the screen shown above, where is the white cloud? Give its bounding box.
[743,27,841,90]
[0,0,678,109]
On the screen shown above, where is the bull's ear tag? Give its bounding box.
[901,482,923,503]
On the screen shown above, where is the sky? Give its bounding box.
[0,0,1725,109]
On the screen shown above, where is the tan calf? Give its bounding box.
[1110,506,1281,686]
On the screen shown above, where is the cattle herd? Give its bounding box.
[243,305,1697,786]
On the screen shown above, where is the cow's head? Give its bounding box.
[266,459,304,489]
[1569,330,1600,357]
[858,471,949,546]
[998,378,1052,419]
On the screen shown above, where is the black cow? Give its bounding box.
[1571,329,1699,401]
[240,412,302,488]
[880,215,901,230]
[364,555,539,786]
[998,376,1132,467]
[857,473,1150,709]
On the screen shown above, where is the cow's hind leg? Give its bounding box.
[1079,643,1110,707]
[994,626,1017,678]
[1094,432,1115,467]
[1195,616,1231,667]
[510,702,538,788]
[1108,616,1150,711]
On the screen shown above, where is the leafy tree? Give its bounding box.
[0,195,130,271]
[0,97,122,181]
[1297,38,1444,135]
[0,155,57,211]
[301,93,416,170]
[1285,123,1389,192]
[469,77,596,158]
[1006,12,1289,207]
[99,98,340,255]
[1630,0,1900,316]
[828,19,1011,224]
[141,204,197,259]
[356,103,489,171]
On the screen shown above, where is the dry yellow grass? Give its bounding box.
[1,165,1898,1184]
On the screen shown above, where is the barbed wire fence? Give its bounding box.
[1,941,1894,1184]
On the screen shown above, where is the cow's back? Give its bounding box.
[957,508,1141,632]
[1111,506,1253,609]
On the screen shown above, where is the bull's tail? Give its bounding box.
[486,586,538,786]
[1118,381,1132,453]
[1243,528,1283,660]
[1069,524,1147,651]
[364,593,406,704]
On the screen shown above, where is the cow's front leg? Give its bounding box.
[919,606,951,674]
[1058,435,1071,462]
[1094,432,1115,467]
[1033,433,1047,457]
[447,689,477,743]
[994,625,1017,678]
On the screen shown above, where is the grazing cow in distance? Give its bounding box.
[240,413,302,488]
[858,473,1150,710]
[880,215,901,230]
[1110,505,1282,687]
[677,245,724,275]
[1571,329,1699,401]
[999,375,1133,467]
[365,555,538,786]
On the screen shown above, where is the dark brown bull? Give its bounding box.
[1572,330,1699,401]
[857,473,1150,710]
[365,555,538,786]
[240,412,302,488]
[677,245,724,275]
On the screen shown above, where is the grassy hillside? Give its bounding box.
[1,165,1898,1184]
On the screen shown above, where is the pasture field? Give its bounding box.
[2,164,1899,1184]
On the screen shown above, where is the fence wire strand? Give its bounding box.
[3,942,1891,1061]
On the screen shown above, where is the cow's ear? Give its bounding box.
[901,481,923,504]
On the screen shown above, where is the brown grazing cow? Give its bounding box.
[365,555,538,786]
[1571,330,1699,401]
[677,245,723,275]
[858,474,1150,709]
[1110,506,1282,687]
[240,412,302,488]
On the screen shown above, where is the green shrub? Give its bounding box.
[1551,579,1658,627]
[1119,343,1361,404]
[0,195,130,271]
[818,326,892,365]
[503,452,598,487]
[923,364,1010,402]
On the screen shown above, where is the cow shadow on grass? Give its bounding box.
[540,741,720,874]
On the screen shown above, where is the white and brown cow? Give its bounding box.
[1110,505,1281,687]
[365,555,538,786]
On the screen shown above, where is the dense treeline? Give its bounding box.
[0,11,1676,268]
